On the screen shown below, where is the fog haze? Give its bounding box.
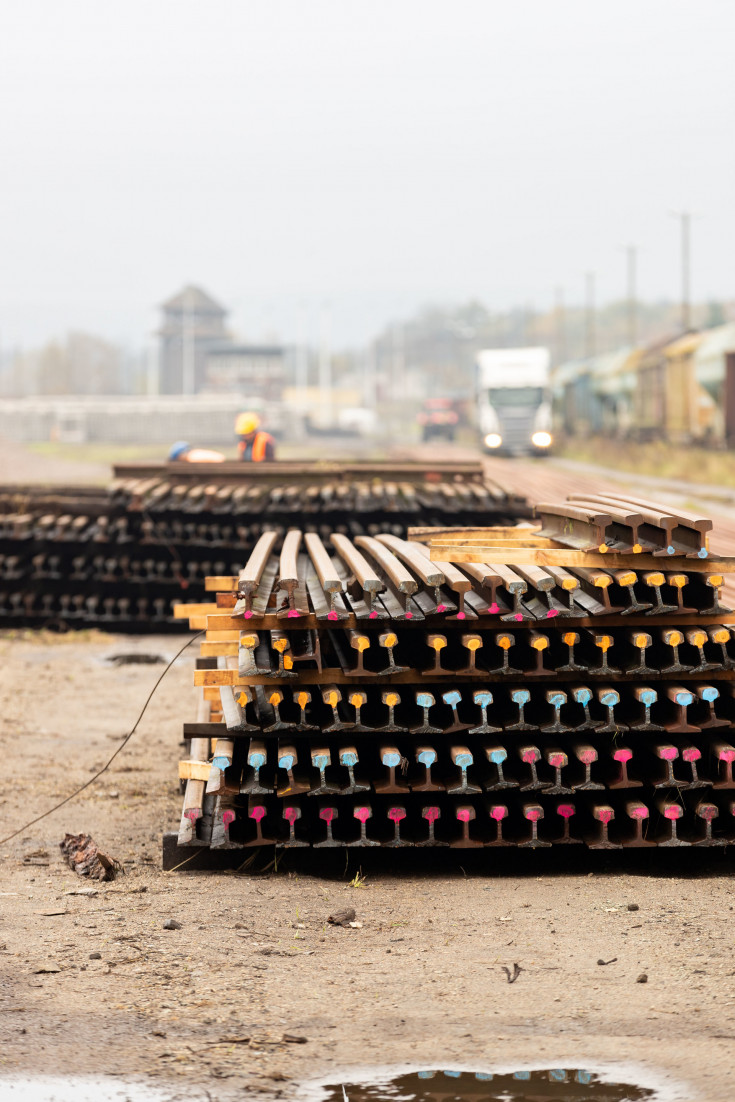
[1,0,733,349]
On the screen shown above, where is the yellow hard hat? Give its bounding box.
[235,411,260,435]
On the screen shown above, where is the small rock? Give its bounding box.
[152,1030,167,1038]
[89,952,102,960]
[327,908,356,927]
[627,903,640,912]
[282,1033,307,1044]
[636,973,648,983]
[163,919,182,930]
[33,963,61,974]
[348,921,363,929]
[265,1071,289,1081]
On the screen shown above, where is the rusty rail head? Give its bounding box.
[237,530,279,608]
[279,529,303,585]
[329,533,384,595]
[354,535,419,595]
[303,531,343,593]
[375,534,444,588]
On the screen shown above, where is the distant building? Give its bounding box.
[205,344,287,401]
[158,285,230,393]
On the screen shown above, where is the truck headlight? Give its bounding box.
[484,433,502,449]
[531,431,552,448]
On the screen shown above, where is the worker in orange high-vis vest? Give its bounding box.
[235,411,276,462]
[168,441,226,462]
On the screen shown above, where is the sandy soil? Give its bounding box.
[0,440,110,486]
[1,437,735,1100]
[0,632,733,1102]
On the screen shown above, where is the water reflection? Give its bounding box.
[317,1067,661,1101]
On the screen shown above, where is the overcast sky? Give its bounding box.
[1,0,733,351]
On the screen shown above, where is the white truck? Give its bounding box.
[476,346,553,455]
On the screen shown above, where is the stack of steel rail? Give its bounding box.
[0,461,525,631]
[169,490,735,858]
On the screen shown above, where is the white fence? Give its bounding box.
[0,396,288,445]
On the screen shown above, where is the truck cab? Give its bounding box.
[476,347,553,455]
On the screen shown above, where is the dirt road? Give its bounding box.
[1,441,735,1100]
[1,633,734,1101]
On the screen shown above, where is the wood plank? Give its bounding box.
[205,630,242,641]
[408,525,541,543]
[178,760,211,781]
[200,641,239,657]
[173,603,219,618]
[205,576,238,592]
[195,665,735,688]
[427,544,735,572]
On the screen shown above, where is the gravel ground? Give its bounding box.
[0,633,734,1101]
[1,439,734,1100]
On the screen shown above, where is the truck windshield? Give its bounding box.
[487,386,543,407]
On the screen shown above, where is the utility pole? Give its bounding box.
[670,210,692,332]
[318,302,332,421]
[392,322,405,405]
[625,244,638,347]
[584,271,596,359]
[554,286,567,365]
[296,300,308,392]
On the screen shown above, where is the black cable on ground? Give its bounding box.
[0,630,204,846]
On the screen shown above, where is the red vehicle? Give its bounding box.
[416,398,460,442]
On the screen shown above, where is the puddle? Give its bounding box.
[105,652,166,665]
[307,1066,684,1102]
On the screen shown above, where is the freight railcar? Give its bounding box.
[553,323,735,445]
